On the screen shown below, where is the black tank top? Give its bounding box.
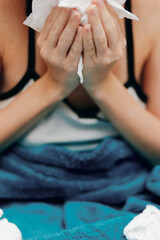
[0,0,148,119]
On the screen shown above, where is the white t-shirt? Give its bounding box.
[0,79,146,151]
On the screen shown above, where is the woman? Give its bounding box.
[0,0,160,163]
[0,0,160,239]
[0,0,160,164]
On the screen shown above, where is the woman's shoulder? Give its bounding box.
[0,0,25,79]
[0,0,26,54]
[134,0,160,17]
[133,0,160,64]
[0,0,9,71]
[135,0,160,110]
[134,0,160,37]
[0,0,24,31]
[0,0,17,20]
[0,0,17,52]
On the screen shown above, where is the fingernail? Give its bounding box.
[71,10,77,20]
[65,8,71,12]
[86,24,91,33]
[91,5,98,16]
[92,0,103,6]
[78,26,82,34]
[98,0,103,6]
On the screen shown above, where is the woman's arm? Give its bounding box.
[88,70,160,165]
[0,7,83,153]
[85,35,160,165]
[143,34,160,120]
[0,73,64,153]
[82,0,160,165]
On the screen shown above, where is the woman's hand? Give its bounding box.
[82,0,126,92]
[37,7,82,98]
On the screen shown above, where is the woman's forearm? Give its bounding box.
[86,73,160,165]
[0,73,64,153]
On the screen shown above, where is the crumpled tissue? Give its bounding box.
[0,209,22,240]
[123,205,160,240]
[23,0,138,84]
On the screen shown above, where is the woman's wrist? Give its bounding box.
[39,72,68,106]
[82,71,114,100]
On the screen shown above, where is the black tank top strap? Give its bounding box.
[27,26,40,80]
[124,0,148,103]
[27,0,39,78]
[27,0,40,80]
[26,0,33,16]
[0,0,39,101]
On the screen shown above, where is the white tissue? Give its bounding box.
[0,209,22,240]
[23,0,138,84]
[123,205,160,240]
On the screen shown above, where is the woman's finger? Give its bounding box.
[37,7,63,47]
[87,4,108,58]
[46,8,72,48]
[57,10,81,58]
[66,26,83,68]
[112,14,127,48]
[41,7,62,40]
[83,24,96,59]
[92,0,119,50]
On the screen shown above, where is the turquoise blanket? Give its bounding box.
[0,136,159,239]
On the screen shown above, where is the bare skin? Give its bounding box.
[0,0,150,107]
[0,0,160,163]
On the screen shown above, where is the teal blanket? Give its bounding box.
[0,136,159,239]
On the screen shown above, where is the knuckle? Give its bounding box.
[86,36,93,45]
[119,38,126,50]
[96,37,106,46]
[70,48,77,56]
[71,43,80,55]
[88,63,94,69]
[85,57,97,68]
[86,40,95,52]
[37,36,42,48]
[89,51,95,59]
[40,47,59,67]
[65,58,78,71]
[40,44,64,69]
[111,24,117,34]
[115,48,123,60]
[64,64,75,72]
[52,25,61,37]
[107,25,113,34]
[102,58,111,66]
[123,38,127,48]
[90,46,95,52]
[59,36,68,46]
[52,27,59,36]
[50,57,60,68]
[59,37,65,46]
[40,46,48,60]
